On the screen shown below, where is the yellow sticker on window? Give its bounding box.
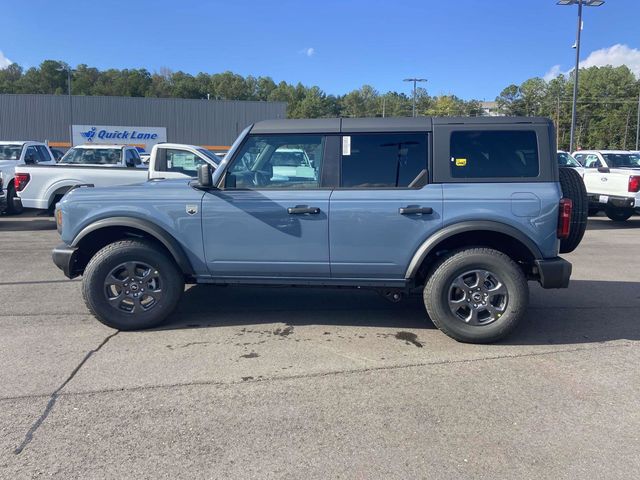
[455,158,467,167]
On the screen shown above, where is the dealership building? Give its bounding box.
[0,94,287,153]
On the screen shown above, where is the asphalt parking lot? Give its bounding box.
[1,211,639,479]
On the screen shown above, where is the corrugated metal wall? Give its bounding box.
[0,94,287,147]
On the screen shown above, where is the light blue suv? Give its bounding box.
[52,117,587,343]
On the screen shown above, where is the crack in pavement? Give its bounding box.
[12,331,119,455]
[2,340,635,405]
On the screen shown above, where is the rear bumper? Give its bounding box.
[52,244,80,279]
[535,257,572,289]
[587,193,637,209]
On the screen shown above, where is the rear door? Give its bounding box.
[201,133,332,278]
[329,131,443,279]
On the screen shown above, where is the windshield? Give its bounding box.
[196,148,221,164]
[602,153,640,169]
[0,144,23,161]
[557,152,581,168]
[60,148,122,165]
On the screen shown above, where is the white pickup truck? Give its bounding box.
[15,142,221,212]
[0,141,57,214]
[572,150,640,221]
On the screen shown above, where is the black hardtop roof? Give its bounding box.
[250,116,552,134]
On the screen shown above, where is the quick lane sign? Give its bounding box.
[72,125,167,152]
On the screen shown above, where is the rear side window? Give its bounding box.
[340,133,427,188]
[36,145,52,162]
[450,131,539,178]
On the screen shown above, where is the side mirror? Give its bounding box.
[197,164,213,187]
[597,167,610,173]
[24,154,36,165]
[224,173,237,189]
[125,157,136,168]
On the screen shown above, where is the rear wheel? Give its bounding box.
[558,167,587,253]
[424,248,528,344]
[6,183,24,215]
[605,207,633,222]
[82,239,184,330]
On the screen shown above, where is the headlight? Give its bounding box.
[56,209,63,233]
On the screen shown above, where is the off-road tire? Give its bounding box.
[82,239,184,330]
[424,248,528,344]
[6,183,24,215]
[605,207,633,222]
[558,167,588,253]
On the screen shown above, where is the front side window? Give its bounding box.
[450,130,539,178]
[226,135,324,189]
[166,149,208,176]
[340,133,427,188]
[557,152,581,168]
[584,154,602,169]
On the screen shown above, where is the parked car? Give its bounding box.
[15,143,221,212]
[557,151,585,176]
[50,148,66,162]
[0,141,57,214]
[52,117,587,344]
[0,173,7,213]
[572,150,640,221]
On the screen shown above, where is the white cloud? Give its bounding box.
[543,64,563,82]
[579,44,640,77]
[299,47,315,57]
[543,44,640,80]
[0,50,12,69]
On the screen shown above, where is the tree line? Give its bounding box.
[1,60,639,150]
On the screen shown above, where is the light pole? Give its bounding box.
[557,0,604,152]
[56,65,73,146]
[403,78,427,117]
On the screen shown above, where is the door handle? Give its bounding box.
[287,205,321,215]
[399,206,433,215]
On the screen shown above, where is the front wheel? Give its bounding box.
[423,248,528,344]
[82,239,184,330]
[605,207,633,222]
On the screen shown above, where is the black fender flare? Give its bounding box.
[405,220,544,279]
[71,217,194,275]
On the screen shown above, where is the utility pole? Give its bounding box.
[57,65,73,146]
[556,95,561,148]
[623,108,631,150]
[403,78,427,117]
[382,95,386,118]
[557,0,606,152]
[636,91,640,150]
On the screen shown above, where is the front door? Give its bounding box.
[329,132,443,279]
[201,133,331,278]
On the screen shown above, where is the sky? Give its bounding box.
[1,0,639,100]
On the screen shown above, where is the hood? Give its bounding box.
[61,178,195,205]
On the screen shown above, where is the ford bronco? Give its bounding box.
[52,117,587,343]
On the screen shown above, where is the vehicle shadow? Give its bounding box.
[162,279,640,345]
[0,218,56,231]
[586,217,640,230]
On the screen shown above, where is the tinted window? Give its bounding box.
[340,133,427,188]
[602,153,640,168]
[166,149,208,176]
[0,144,22,160]
[450,131,539,178]
[36,145,52,162]
[24,146,41,164]
[227,135,324,189]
